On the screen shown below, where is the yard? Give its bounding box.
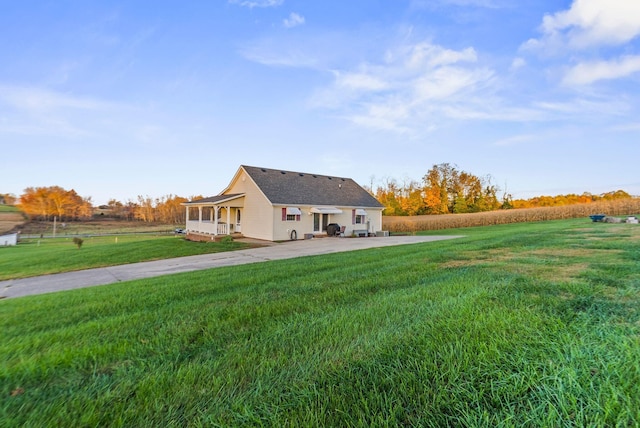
[0,234,250,281]
[2,219,640,426]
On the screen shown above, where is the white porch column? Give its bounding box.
[226,206,231,235]
[185,206,189,222]
[198,207,203,229]
[214,206,219,236]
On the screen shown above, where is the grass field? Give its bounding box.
[2,219,640,426]
[0,235,250,281]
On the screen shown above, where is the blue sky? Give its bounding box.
[1,0,639,205]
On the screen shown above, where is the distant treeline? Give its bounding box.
[11,187,199,224]
[372,163,634,216]
[383,198,640,232]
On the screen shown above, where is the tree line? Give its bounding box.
[14,186,197,224]
[102,195,193,223]
[371,163,633,216]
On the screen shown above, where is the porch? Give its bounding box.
[182,193,245,238]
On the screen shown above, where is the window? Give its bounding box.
[282,207,301,221]
[352,208,367,224]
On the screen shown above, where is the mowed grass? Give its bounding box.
[0,235,249,281]
[2,219,640,426]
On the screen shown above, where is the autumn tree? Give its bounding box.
[18,186,93,220]
[376,179,404,215]
[135,196,156,222]
[422,165,452,214]
[400,180,427,216]
[155,194,188,224]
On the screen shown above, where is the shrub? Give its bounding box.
[72,237,84,249]
[219,235,234,245]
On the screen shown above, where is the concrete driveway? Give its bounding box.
[0,235,462,299]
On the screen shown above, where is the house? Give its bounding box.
[182,165,385,241]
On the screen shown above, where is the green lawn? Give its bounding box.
[0,235,249,281]
[0,205,19,212]
[2,219,640,426]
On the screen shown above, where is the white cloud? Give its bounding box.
[522,1,640,87]
[283,12,305,28]
[334,71,388,91]
[406,43,477,68]
[229,0,283,8]
[526,0,640,51]
[534,97,629,116]
[308,41,504,133]
[510,57,526,71]
[562,55,640,85]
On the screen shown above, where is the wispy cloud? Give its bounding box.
[229,0,283,8]
[533,96,629,117]
[0,85,127,138]
[509,57,526,71]
[562,55,640,85]
[283,12,305,28]
[308,41,507,133]
[240,43,320,68]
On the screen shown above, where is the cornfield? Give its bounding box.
[382,198,640,233]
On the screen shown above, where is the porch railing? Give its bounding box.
[186,220,229,235]
[217,223,228,235]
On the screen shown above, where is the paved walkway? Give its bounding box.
[1,235,462,299]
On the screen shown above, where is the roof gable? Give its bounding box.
[241,165,383,208]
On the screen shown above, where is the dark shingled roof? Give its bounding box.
[242,165,383,208]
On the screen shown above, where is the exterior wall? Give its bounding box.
[272,206,384,240]
[1,233,18,246]
[226,170,274,241]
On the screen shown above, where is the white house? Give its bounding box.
[182,165,385,241]
[1,232,18,246]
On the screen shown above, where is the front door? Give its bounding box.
[235,209,241,233]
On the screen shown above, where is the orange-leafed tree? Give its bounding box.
[18,186,93,220]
